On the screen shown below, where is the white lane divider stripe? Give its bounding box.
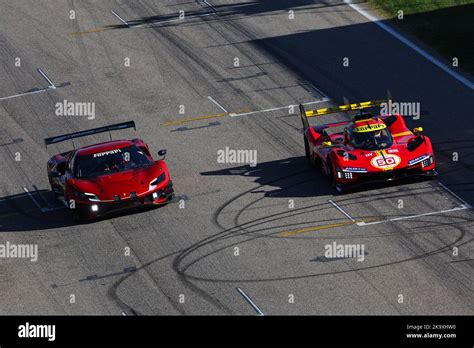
[230,97,330,117]
[111,10,129,26]
[208,96,228,113]
[0,68,63,101]
[236,287,264,316]
[36,68,56,89]
[329,199,356,222]
[356,205,469,226]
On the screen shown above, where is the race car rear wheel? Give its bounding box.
[304,137,310,159]
[304,137,319,167]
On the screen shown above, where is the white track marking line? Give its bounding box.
[1,68,61,101]
[329,199,356,222]
[22,187,65,213]
[356,206,469,227]
[230,97,330,117]
[202,0,217,12]
[0,88,51,101]
[236,287,264,316]
[111,10,129,26]
[23,187,45,212]
[36,68,56,89]
[344,0,473,90]
[438,182,472,209]
[207,96,228,113]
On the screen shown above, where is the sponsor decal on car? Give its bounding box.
[342,167,368,173]
[93,149,122,158]
[408,154,429,166]
[353,123,386,133]
[370,153,401,169]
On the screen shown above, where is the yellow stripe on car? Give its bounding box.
[391,131,413,137]
[353,123,387,133]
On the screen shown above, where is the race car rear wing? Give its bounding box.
[299,98,390,130]
[44,121,136,148]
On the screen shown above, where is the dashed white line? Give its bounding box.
[329,199,356,222]
[236,287,264,316]
[207,96,228,113]
[344,0,474,90]
[356,205,469,227]
[229,97,330,117]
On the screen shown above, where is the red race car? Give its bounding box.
[45,121,174,221]
[300,99,437,193]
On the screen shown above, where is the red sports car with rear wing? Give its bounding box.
[45,121,174,221]
[300,99,437,193]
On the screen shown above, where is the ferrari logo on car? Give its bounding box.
[370,154,401,169]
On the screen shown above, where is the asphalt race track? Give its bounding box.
[0,0,473,315]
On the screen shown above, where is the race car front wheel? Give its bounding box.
[73,208,91,223]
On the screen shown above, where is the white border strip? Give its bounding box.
[236,287,264,316]
[344,0,474,90]
[356,205,468,226]
[230,98,330,117]
[329,199,356,222]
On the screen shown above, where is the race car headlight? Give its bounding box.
[422,153,434,167]
[150,173,166,186]
[74,191,100,202]
[335,167,342,179]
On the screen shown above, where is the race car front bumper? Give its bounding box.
[335,168,437,193]
[73,181,175,220]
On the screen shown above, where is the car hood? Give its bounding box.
[337,138,432,172]
[70,162,167,201]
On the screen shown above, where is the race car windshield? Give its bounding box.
[352,128,393,150]
[74,145,151,178]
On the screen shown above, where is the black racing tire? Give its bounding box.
[327,159,337,188]
[304,136,310,159]
[73,208,89,223]
[304,137,319,167]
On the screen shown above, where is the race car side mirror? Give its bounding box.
[50,171,61,177]
[413,127,423,135]
[322,141,332,147]
[158,149,167,159]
